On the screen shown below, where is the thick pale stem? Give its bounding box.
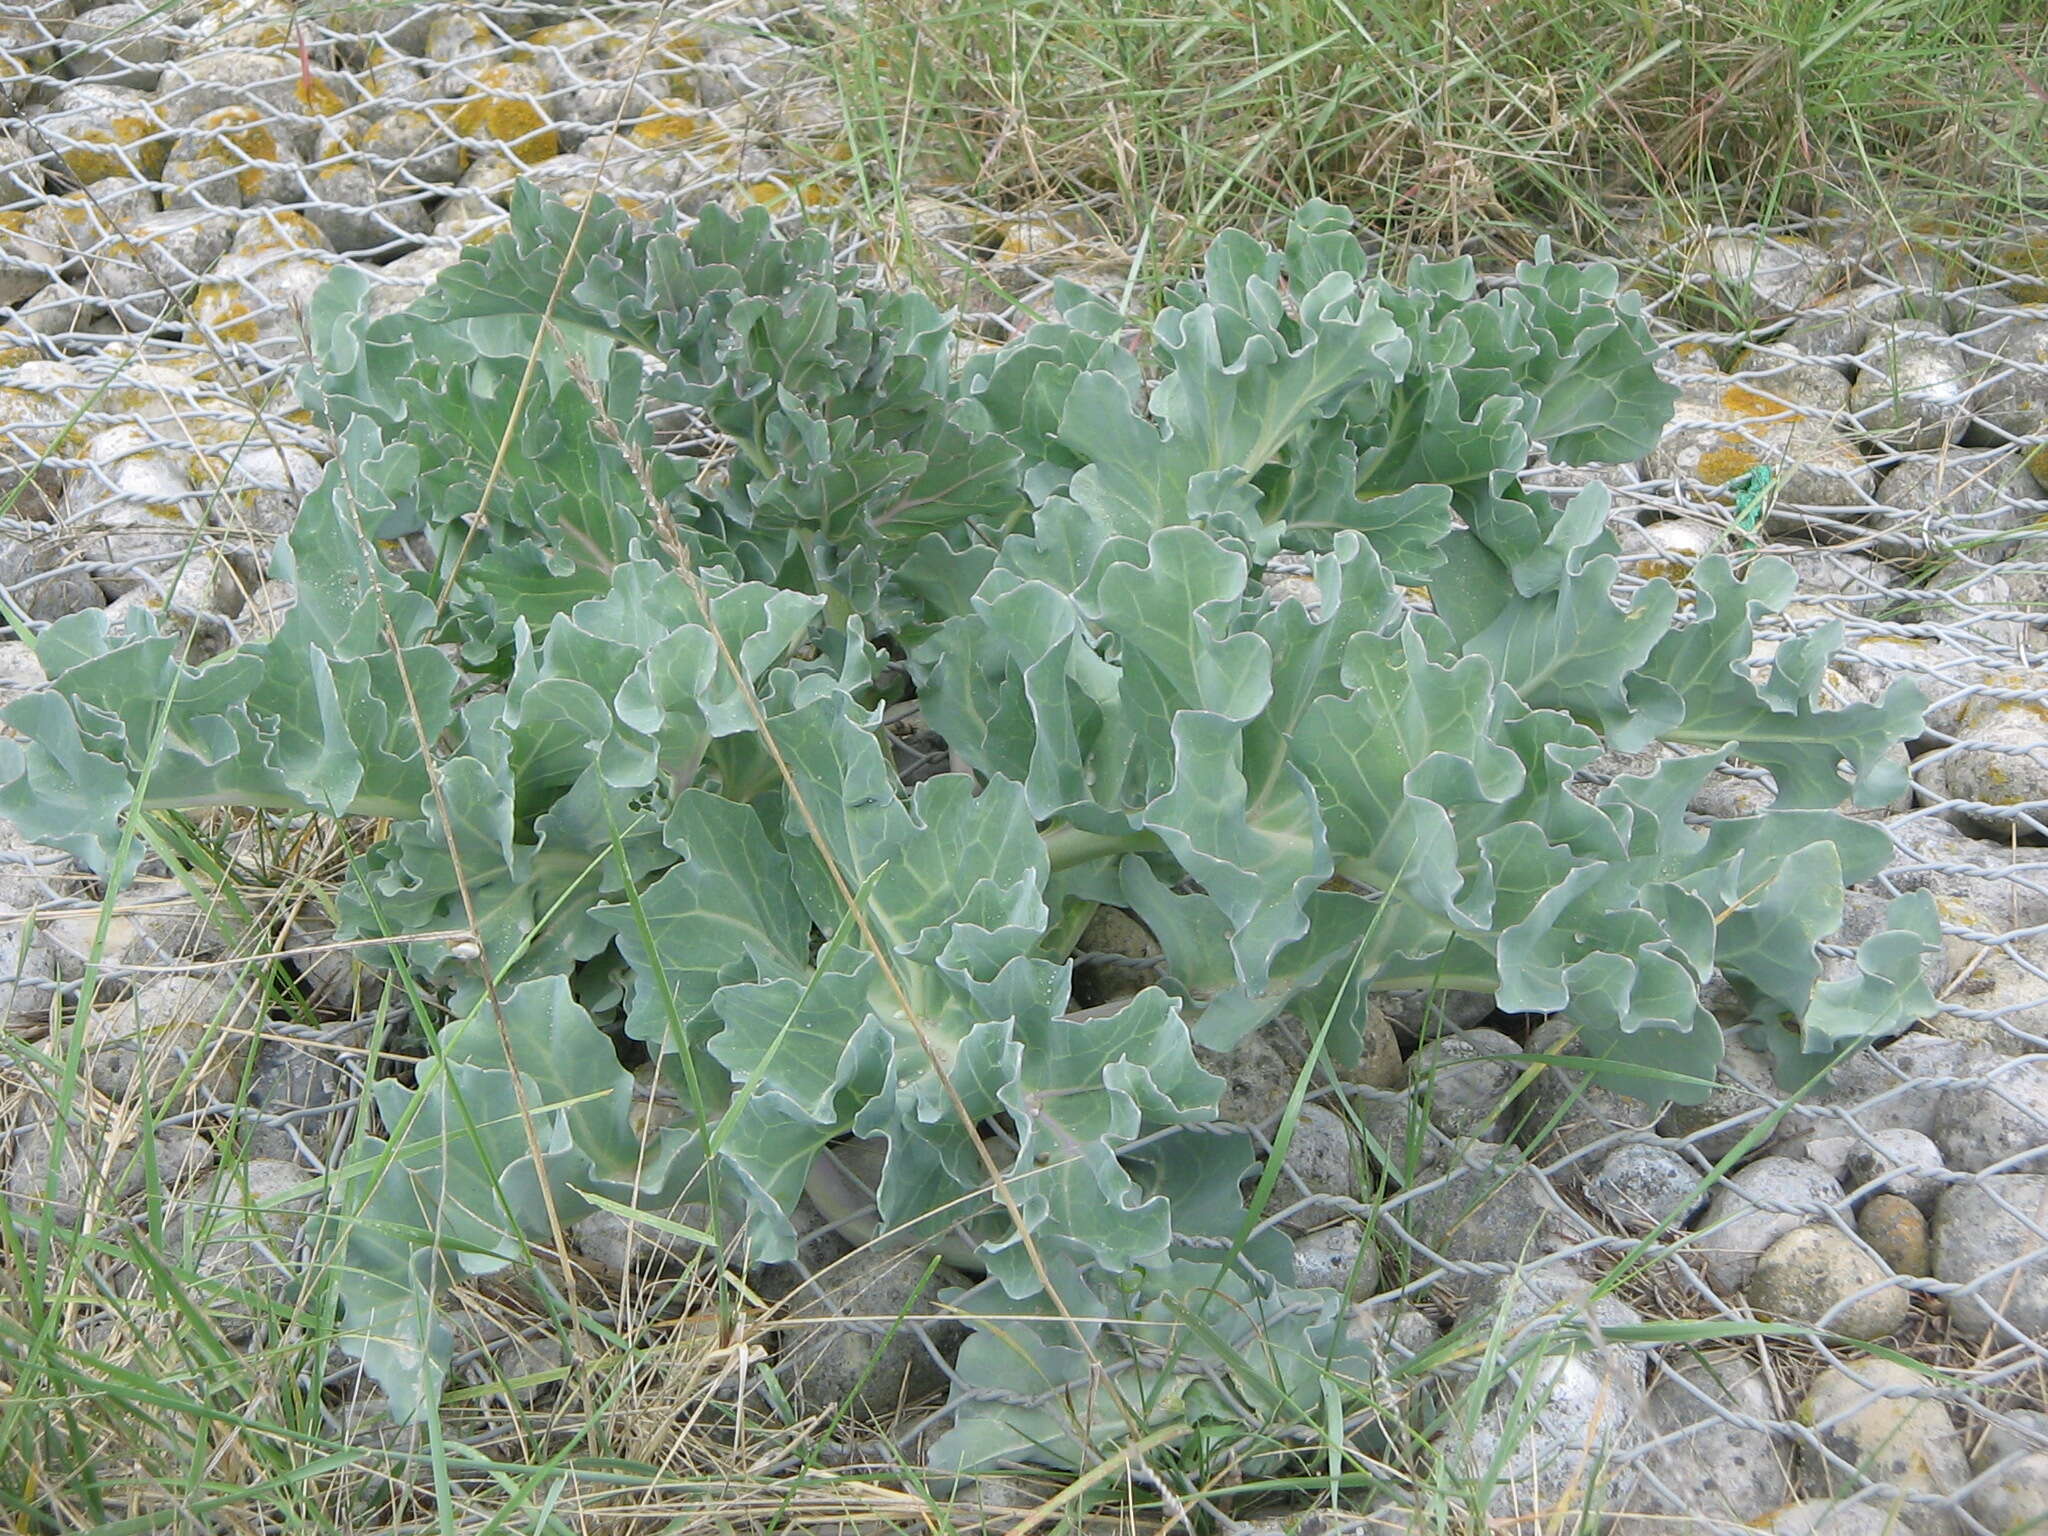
[1040,823,1157,874]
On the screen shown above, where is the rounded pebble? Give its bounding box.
[1405,1027,1524,1140]
[1843,1129,1948,1212]
[1692,1155,1847,1298]
[1931,1175,2048,1346]
[1584,1143,1705,1234]
[1855,1193,1931,1278]
[1743,1224,1909,1340]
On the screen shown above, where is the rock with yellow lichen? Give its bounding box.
[78,356,251,438]
[352,105,464,187]
[154,48,351,156]
[1990,229,2048,305]
[28,178,160,265]
[1644,366,1875,519]
[1611,513,1723,589]
[1832,632,2007,740]
[1848,322,1974,452]
[190,442,324,546]
[185,259,334,360]
[221,208,333,261]
[364,245,465,320]
[79,208,234,329]
[1921,687,2048,840]
[430,158,520,240]
[1779,280,1935,360]
[1728,348,1853,413]
[172,0,298,57]
[1684,232,1838,325]
[0,17,54,111]
[1964,305,2048,441]
[623,97,731,155]
[0,370,87,527]
[183,217,338,363]
[430,202,512,248]
[59,1,184,91]
[0,213,61,310]
[59,422,212,588]
[444,60,559,168]
[1862,231,1968,325]
[300,131,436,255]
[533,16,709,139]
[160,104,304,210]
[29,82,171,184]
[1872,445,2039,554]
[421,9,499,69]
[730,176,842,221]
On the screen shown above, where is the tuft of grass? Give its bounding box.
[819,0,2047,278]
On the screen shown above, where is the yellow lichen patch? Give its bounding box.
[560,187,657,221]
[526,19,609,50]
[1890,235,1964,287]
[1697,438,1762,485]
[294,75,349,121]
[449,64,558,167]
[1717,383,1793,421]
[0,210,40,246]
[988,215,1091,264]
[737,179,840,215]
[171,407,269,446]
[453,215,512,247]
[1903,213,1967,239]
[650,23,707,64]
[1996,234,2048,304]
[627,101,723,151]
[58,109,170,184]
[187,450,240,491]
[232,209,330,256]
[1632,559,1695,586]
[1955,674,2048,735]
[2025,442,2048,488]
[188,286,259,345]
[184,105,284,199]
[0,348,37,371]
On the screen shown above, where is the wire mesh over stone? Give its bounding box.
[2,2,2046,1531]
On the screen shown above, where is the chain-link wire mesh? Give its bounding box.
[3,1,2047,1529]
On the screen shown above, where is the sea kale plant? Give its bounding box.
[0,188,1938,1467]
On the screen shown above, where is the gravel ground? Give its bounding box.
[2,3,2047,1531]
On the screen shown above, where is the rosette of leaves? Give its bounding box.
[0,190,1938,1461]
[303,188,1027,669]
